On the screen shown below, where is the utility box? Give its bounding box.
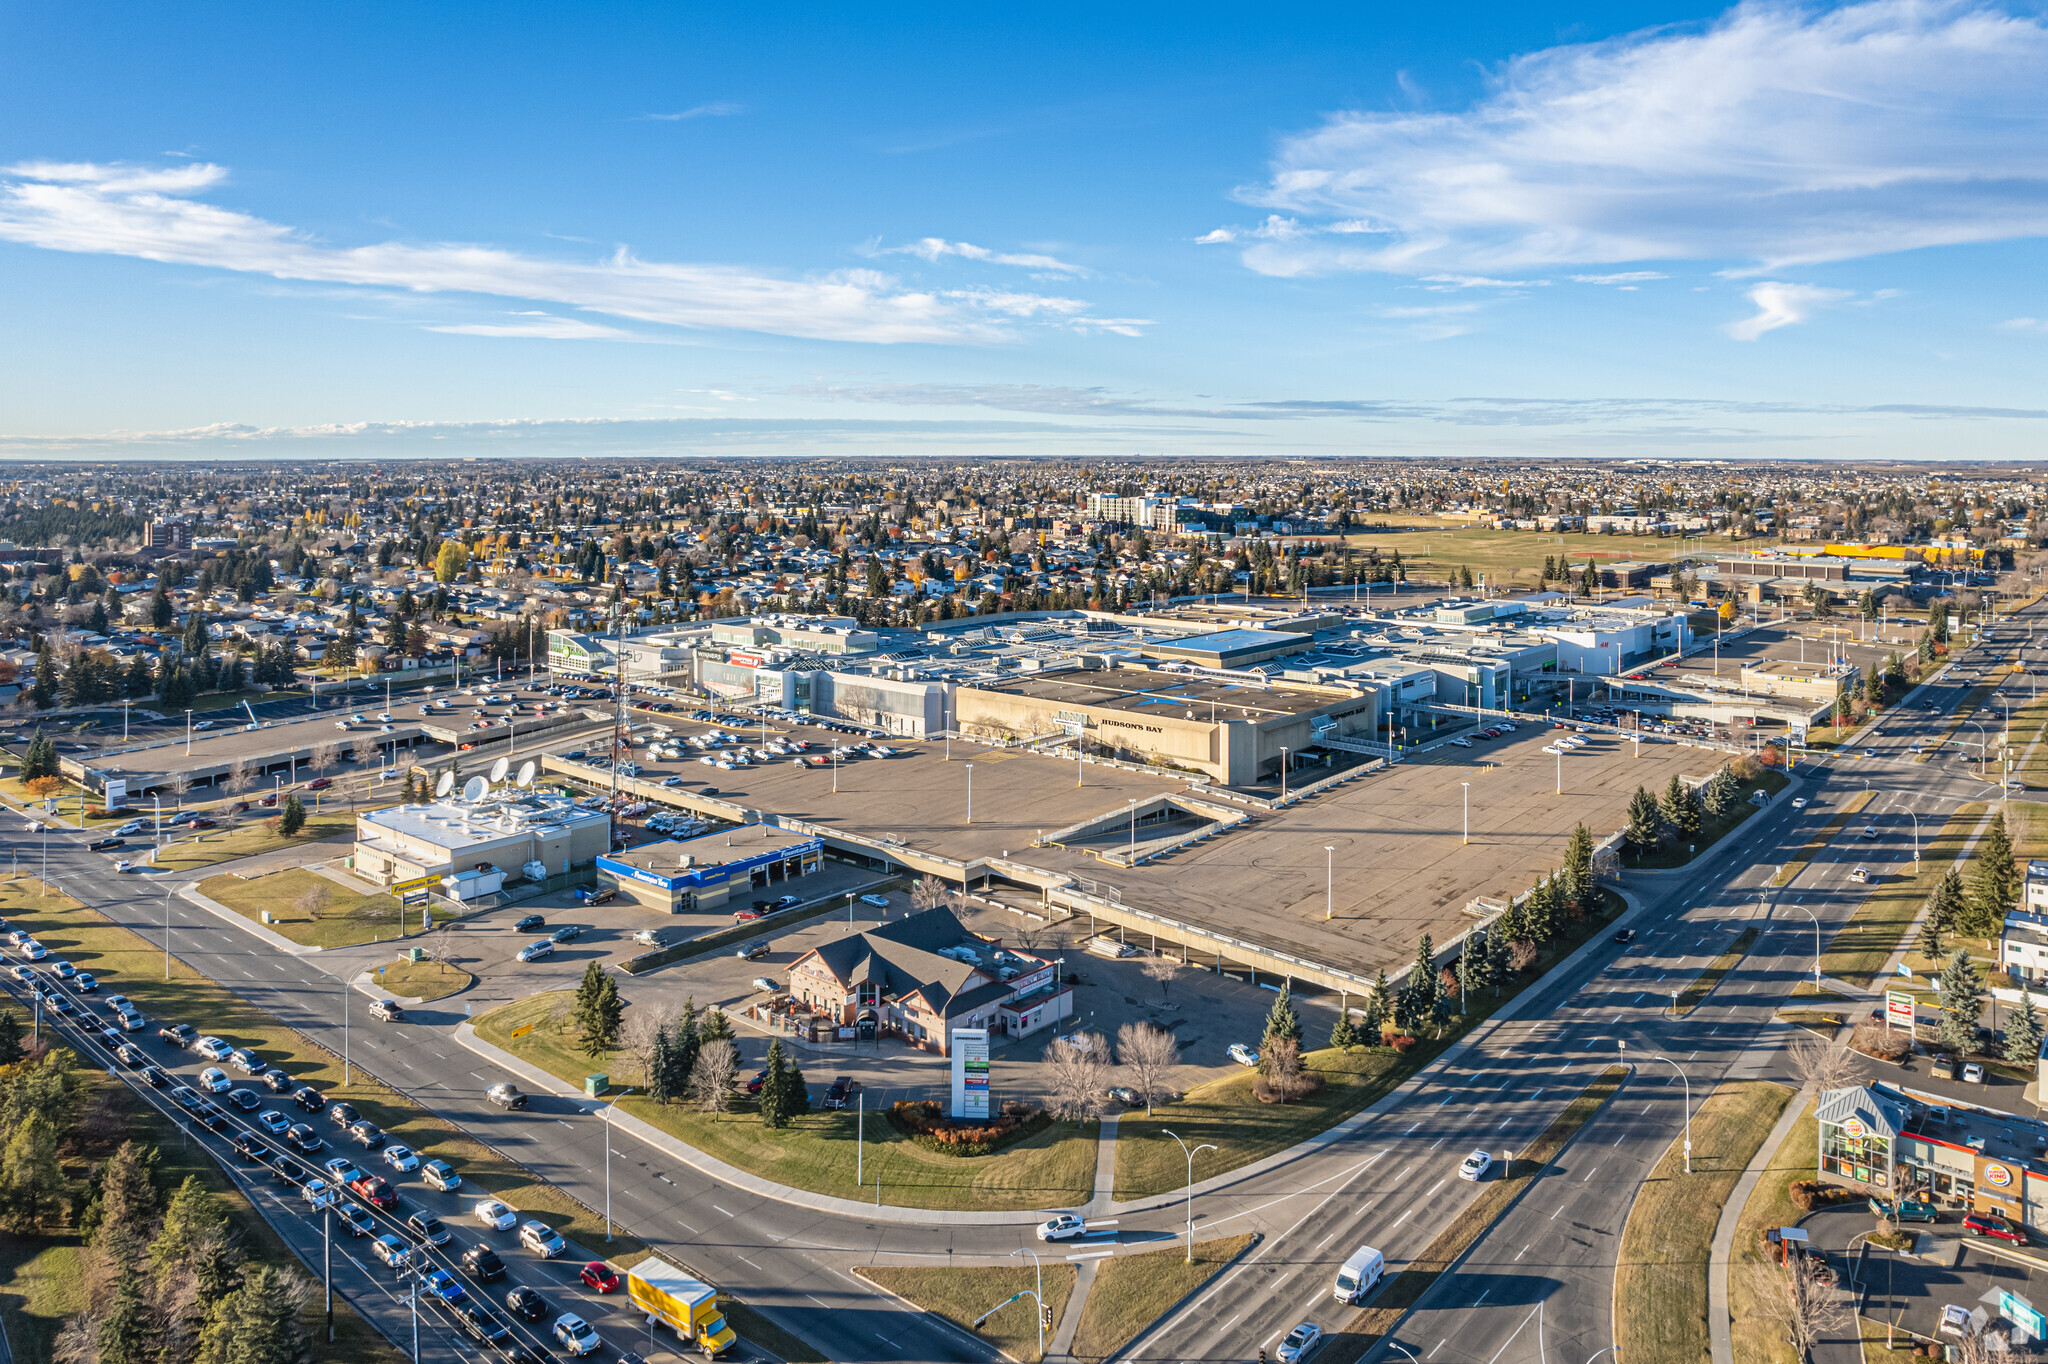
[584,1073,609,1096]
[405,947,423,963]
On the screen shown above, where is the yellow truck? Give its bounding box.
[626,1257,738,1358]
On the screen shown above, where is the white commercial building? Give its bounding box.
[352,791,611,889]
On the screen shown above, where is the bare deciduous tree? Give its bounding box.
[312,740,341,775]
[1786,1036,1860,1094]
[1255,1037,1317,1103]
[228,757,255,793]
[1042,1033,1109,1122]
[693,1038,739,1113]
[1115,1022,1180,1115]
[911,875,956,913]
[1141,954,1181,1002]
[619,1000,678,1086]
[1744,1257,1847,1360]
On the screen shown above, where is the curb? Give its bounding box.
[851,1267,1031,1363]
[178,885,323,957]
[1706,1083,1811,1364]
[1089,1230,1263,1364]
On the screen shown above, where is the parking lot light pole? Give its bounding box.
[964,763,974,824]
[185,708,193,754]
[1461,782,1470,844]
[1161,1129,1217,1263]
[1324,846,1335,920]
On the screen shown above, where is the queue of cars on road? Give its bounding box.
[0,934,647,1364]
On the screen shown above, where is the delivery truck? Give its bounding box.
[626,1257,738,1358]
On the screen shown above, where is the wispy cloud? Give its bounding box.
[1571,272,1667,285]
[873,237,1088,276]
[423,315,633,340]
[1999,316,2048,333]
[0,160,1139,345]
[639,103,744,121]
[1233,0,2048,278]
[1726,281,1853,340]
[1420,274,1549,290]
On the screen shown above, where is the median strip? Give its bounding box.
[1772,790,1874,886]
[1316,1064,1629,1364]
[1674,928,1758,1017]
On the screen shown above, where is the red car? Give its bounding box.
[579,1261,621,1294]
[732,909,763,922]
[187,817,216,830]
[348,1173,397,1210]
[259,793,279,808]
[1964,1212,2028,1244]
[307,777,332,791]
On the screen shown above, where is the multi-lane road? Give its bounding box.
[7,607,2040,1363]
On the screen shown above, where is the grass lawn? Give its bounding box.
[1612,1080,1795,1364]
[476,992,1099,1211]
[1773,791,1875,886]
[199,866,411,948]
[1677,929,1758,1016]
[1117,892,1628,1201]
[1319,1066,1628,1364]
[1729,1096,1820,1364]
[0,1234,83,1364]
[857,1262,1078,1363]
[1070,1234,1255,1363]
[1621,772,1792,871]
[0,881,644,1261]
[1332,520,1767,590]
[368,957,472,1001]
[1818,803,1986,990]
[151,814,354,873]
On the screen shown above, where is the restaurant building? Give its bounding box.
[1818,1083,2048,1229]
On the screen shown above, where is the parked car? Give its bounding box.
[513,915,547,933]
[549,925,583,944]
[1963,1062,1985,1084]
[736,940,770,961]
[823,1076,859,1109]
[514,940,555,963]
[1228,1043,1260,1068]
[1932,1056,1958,1080]
[1964,1211,2028,1244]
[1869,1195,1938,1223]
[572,887,615,906]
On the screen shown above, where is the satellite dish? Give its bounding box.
[461,776,488,804]
[489,757,510,784]
[516,761,536,789]
[434,770,454,799]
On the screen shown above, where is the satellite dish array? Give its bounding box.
[424,754,539,807]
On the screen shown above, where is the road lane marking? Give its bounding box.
[1583,1165,1600,1181]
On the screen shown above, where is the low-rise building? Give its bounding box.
[595,825,823,913]
[351,792,610,887]
[784,907,1070,1053]
[1817,1083,2048,1231]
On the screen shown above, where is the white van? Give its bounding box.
[1333,1245,1384,1303]
[1086,937,1136,959]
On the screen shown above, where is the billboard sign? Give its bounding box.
[950,1028,990,1120]
[103,778,128,810]
[2003,1292,2046,1341]
[1886,990,1916,1031]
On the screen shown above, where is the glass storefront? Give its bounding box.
[1820,1121,1893,1189]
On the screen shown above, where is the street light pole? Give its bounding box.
[1653,1054,1693,1173]
[164,884,174,980]
[1160,1129,1217,1263]
[1800,907,1820,989]
[1009,1247,1047,1358]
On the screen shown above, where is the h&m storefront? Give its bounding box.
[1818,1085,2048,1228]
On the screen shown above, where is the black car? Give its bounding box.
[504,1286,549,1322]
[348,1120,385,1150]
[231,1133,271,1164]
[112,1041,144,1066]
[139,1065,168,1088]
[291,1084,323,1113]
[197,1103,231,1133]
[272,1156,304,1186]
[548,924,582,944]
[285,1123,324,1154]
[460,1243,507,1283]
[87,836,124,852]
[326,1101,359,1127]
[227,1088,261,1111]
[513,915,547,933]
[159,1022,195,1048]
[456,1302,512,1347]
[170,1084,202,1111]
[260,1069,293,1093]
[1613,928,1636,944]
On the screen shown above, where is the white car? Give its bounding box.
[473,1198,518,1232]
[553,1315,602,1357]
[515,940,555,963]
[381,1143,420,1173]
[422,1158,461,1192]
[1542,745,1564,756]
[1459,1150,1494,1181]
[1036,1213,1086,1242]
[193,1036,234,1061]
[751,977,782,994]
[1228,1043,1260,1068]
[20,941,46,961]
[300,1178,335,1210]
[1861,825,1880,839]
[1963,1062,1985,1084]
[518,1220,567,1258]
[1447,737,1472,748]
[198,1067,232,1094]
[370,1233,411,1269]
[1791,797,1808,809]
[1277,1322,1323,1363]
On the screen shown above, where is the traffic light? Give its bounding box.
[1043,1304,1054,1329]
[1259,1352,1268,1364]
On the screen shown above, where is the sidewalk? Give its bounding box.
[1708,1083,1812,1364]
[179,883,321,958]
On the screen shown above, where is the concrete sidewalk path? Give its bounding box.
[1708,1083,1811,1364]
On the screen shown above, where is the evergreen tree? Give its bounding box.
[96,1268,152,1364]
[1624,785,1664,853]
[278,794,306,837]
[1403,935,1439,1026]
[195,1265,306,1364]
[1699,770,1737,822]
[0,1110,60,1231]
[698,1005,733,1044]
[85,1139,157,1243]
[1936,948,1986,1056]
[1561,823,1594,906]
[1329,1009,1357,1050]
[669,1000,701,1098]
[1915,913,1945,962]
[86,599,109,635]
[19,730,56,782]
[150,583,173,630]
[1524,877,1557,945]
[1360,968,1389,1043]
[28,644,55,710]
[759,1038,791,1128]
[0,1010,21,1065]
[123,652,154,699]
[1966,812,2018,942]
[1662,774,1701,840]
[1482,924,1508,995]
[1262,985,1303,1051]
[1929,599,1950,643]
[1930,868,1967,937]
[649,1024,677,1105]
[2004,984,2044,1067]
[785,1055,811,1118]
[1497,895,1528,947]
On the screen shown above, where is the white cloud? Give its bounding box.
[640,103,744,121]
[2000,316,2048,332]
[423,316,632,340]
[1571,271,1667,284]
[1238,0,2048,277]
[0,161,1133,345]
[1420,273,1549,289]
[878,237,1088,275]
[1726,281,1852,340]
[1195,228,1236,245]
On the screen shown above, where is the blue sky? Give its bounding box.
[4,1,2047,461]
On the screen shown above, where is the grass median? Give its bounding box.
[198,865,410,948]
[1729,1096,1820,1364]
[1817,802,1986,990]
[369,957,472,1001]
[1070,1233,1256,1363]
[1613,1080,1795,1364]
[1675,928,1758,1016]
[1772,791,1875,886]
[1316,1065,1629,1364]
[0,879,645,1261]
[476,991,1098,1211]
[1116,890,1628,1201]
[856,1261,1078,1363]
[151,815,354,874]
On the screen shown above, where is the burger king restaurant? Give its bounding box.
[1819,1084,2048,1227]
